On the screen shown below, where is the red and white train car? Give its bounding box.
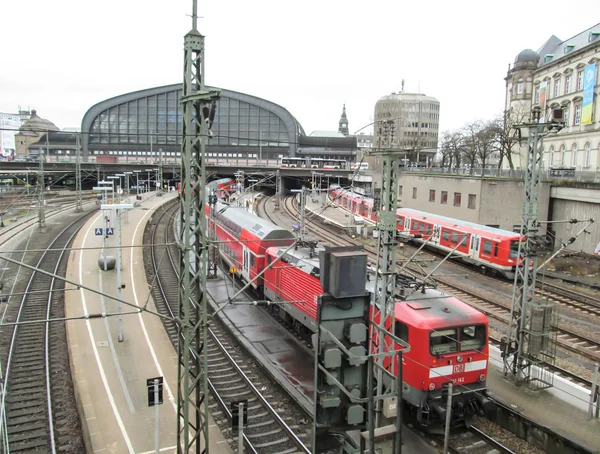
[263,245,493,427]
[178,177,234,199]
[206,202,295,289]
[330,186,523,279]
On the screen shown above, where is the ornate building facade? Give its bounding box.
[505,23,600,171]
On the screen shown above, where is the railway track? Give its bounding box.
[0,212,92,452]
[145,199,311,454]
[270,194,600,385]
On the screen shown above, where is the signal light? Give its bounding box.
[479,374,486,382]
[428,383,436,391]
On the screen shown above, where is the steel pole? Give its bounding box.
[443,383,453,454]
[116,208,123,342]
[154,379,160,454]
[238,402,244,454]
[75,133,82,212]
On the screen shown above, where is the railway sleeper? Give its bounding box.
[250,437,290,448]
[8,414,46,426]
[7,422,47,436]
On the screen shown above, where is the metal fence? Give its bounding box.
[405,166,600,183]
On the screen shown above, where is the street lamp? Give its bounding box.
[100,202,134,343]
[124,172,133,196]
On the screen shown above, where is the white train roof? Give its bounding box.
[215,202,295,240]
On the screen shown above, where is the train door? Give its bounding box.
[242,246,250,281]
[471,235,479,259]
[432,224,441,244]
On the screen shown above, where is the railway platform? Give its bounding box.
[486,356,600,453]
[65,192,232,454]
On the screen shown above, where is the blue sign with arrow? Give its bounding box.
[106,228,114,236]
[95,228,103,236]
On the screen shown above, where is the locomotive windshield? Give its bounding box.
[430,324,486,355]
[430,329,458,355]
[510,240,521,258]
[459,325,486,351]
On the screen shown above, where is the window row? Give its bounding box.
[533,66,594,102]
[547,142,594,167]
[426,190,476,209]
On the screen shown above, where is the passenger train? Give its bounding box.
[204,197,493,429]
[280,157,347,169]
[330,185,524,279]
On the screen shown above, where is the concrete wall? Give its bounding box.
[480,179,550,231]
[398,174,550,231]
[550,186,600,254]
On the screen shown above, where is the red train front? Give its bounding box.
[263,245,493,428]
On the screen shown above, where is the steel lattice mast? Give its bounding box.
[371,120,401,425]
[503,108,560,388]
[177,0,220,451]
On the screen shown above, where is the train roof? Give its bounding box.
[395,288,488,330]
[333,188,519,239]
[216,202,295,240]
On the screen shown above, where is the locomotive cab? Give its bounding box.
[387,289,495,430]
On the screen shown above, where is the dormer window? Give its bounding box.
[564,44,575,54]
[544,54,554,64]
[589,31,600,42]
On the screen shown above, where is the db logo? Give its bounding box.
[453,364,465,374]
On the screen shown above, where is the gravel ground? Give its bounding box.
[472,416,545,454]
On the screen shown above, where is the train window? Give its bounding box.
[510,240,520,258]
[483,240,492,255]
[395,322,409,343]
[460,325,486,351]
[250,254,255,268]
[494,243,499,257]
[451,232,459,243]
[442,229,450,241]
[430,328,458,355]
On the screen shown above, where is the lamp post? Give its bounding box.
[101,202,134,342]
[93,186,113,271]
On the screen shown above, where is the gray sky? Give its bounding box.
[1,1,598,136]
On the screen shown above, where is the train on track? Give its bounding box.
[330,185,525,279]
[177,177,235,199]
[204,196,494,429]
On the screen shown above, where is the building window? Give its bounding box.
[585,142,591,167]
[575,105,582,125]
[454,192,461,207]
[565,74,572,94]
[560,145,566,166]
[441,191,448,204]
[572,144,578,167]
[577,71,584,90]
[534,85,540,104]
[468,194,476,209]
[554,78,561,97]
[429,189,435,202]
[398,185,403,197]
[412,187,417,199]
[517,80,524,95]
[563,107,570,126]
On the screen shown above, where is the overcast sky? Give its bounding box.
[1,1,598,136]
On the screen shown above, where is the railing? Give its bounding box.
[405,166,600,182]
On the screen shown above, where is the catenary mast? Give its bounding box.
[177,0,220,451]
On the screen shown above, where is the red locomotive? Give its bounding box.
[263,244,492,428]
[330,185,524,279]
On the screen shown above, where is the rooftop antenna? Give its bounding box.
[401,79,405,93]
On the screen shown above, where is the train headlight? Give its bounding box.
[479,374,486,382]
[508,259,514,263]
[428,383,436,391]
[456,356,463,363]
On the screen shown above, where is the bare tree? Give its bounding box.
[493,107,529,170]
[462,121,482,173]
[476,120,498,172]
